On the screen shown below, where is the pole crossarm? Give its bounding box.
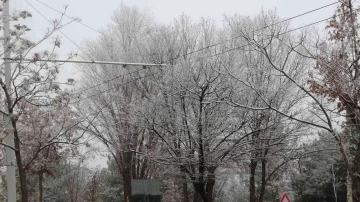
[5,58,168,67]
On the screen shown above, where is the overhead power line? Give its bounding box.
[7,57,164,95]
[69,75,152,104]
[32,0,104,36]
[163,1,340,64]
[71,9,351,104]
[73,1,339,96]
[25,0,167,68]
[73,68,149,95]
[24,0,94,60]
[209,6,360,59]
[68,1,340,101]
[20,1,342,104]
[30,0,339,64]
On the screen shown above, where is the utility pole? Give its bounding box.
[3,0,17,201]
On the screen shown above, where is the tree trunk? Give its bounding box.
[182,179,190,202]
[193,191,202,202]
[259,160,266,202]
[250,160,258,202]
[193,182,213,202]
[122,150,133,202]
[353,187,360,202]
[12,120,28,202]
[205,179,215,202]
[352,171,360,202]
[16,151,28,202]
[122,172,132,202]
[38,171,44,202]
[348,171,353,202]
[331,165,338,202]
[353,141,360,201]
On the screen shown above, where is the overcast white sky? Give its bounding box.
[10,0,345,167]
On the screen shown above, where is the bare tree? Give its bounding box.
[0,5,84,201]
[136,13,304,202]
[76,4,160,201]
[219,2,360,201]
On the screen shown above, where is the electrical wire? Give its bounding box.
[24,0,340,94]
[23,1,343,104]
[69,1,340,99]
[30,0,339,64]
[72,68,146,96]
[22,0,153,105]
[206,6,360,60]
[162,1,340,64]
[209,15,339,59]
[24,0,157,105]
[69,10,351,104]
[24,0,95,60]
[69,74,153,104]
[32,0,104,36]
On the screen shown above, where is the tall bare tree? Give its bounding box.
[77,4,160,201]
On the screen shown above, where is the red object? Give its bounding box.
[280,193,291,202]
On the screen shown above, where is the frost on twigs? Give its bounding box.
[0,5,82,201]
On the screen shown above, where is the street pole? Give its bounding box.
[3,0,17,201]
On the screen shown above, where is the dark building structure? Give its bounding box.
[131,179,161,202]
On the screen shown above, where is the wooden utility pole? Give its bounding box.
[3,0,17,201]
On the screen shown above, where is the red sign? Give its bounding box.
[280,193,291,202]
